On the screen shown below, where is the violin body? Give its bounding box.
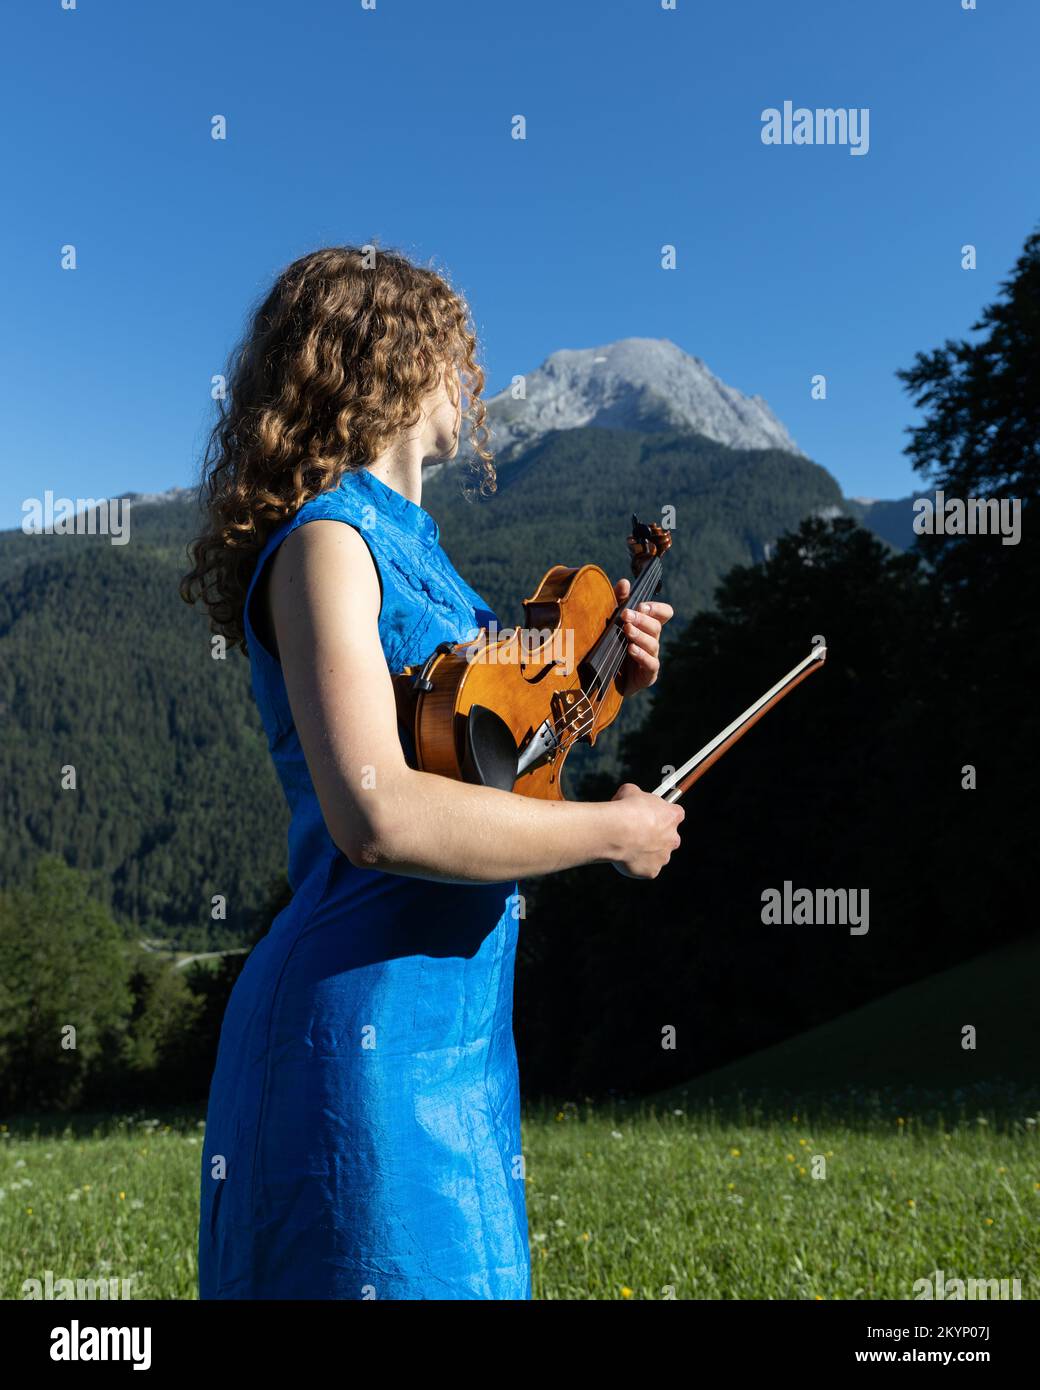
[392,516,671,802]
[394,563,624,801]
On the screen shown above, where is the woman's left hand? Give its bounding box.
[613,577,674,695]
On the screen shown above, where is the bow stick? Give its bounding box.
[652,644,827,804]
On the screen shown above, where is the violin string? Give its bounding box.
[545,554,662,750]
[535,548,665,755]
[566,564,659,715]
[584,556,662,702]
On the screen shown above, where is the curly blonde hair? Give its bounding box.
[180,245,494,650]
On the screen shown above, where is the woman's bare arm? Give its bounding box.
[265,520,683,884]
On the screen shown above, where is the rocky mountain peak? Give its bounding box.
[483,337,804,459]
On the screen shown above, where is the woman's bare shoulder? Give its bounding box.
[260,519,380,658]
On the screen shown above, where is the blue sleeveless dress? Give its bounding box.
[198,465,531,1300]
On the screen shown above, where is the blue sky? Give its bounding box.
[2,0,1037,529]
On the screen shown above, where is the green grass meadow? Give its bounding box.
[3,937,1038,1301]
[526,1093,1038,1300]
[1,1095,1037,1301]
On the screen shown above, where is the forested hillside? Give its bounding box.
[0,426,886,945]
[0,538,286,946]
[427,428,846,621]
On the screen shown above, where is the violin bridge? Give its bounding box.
[516,687,594,779]
[550,688,595,749]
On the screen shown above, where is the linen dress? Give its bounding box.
[197,465,531,1300]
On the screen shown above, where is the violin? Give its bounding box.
[393,517,672,800]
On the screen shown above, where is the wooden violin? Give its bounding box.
[392,517,672,800]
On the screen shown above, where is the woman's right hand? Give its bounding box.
[608,783,685,879]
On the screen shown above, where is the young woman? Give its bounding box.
[181,246,684,1301]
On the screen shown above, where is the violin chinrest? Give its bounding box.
[462,704,519,793]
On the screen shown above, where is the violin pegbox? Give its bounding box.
[626,515,672,589]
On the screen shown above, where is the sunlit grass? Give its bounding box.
[525,1091,1039,1300]
[0,1113,202,1301]
[2,1089,1036,1300]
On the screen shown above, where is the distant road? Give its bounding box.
[137,938,250,970]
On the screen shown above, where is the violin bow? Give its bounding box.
[652,644,827,804]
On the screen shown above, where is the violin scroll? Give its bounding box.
[627,516,672,592]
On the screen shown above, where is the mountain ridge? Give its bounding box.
[482,337,805,461]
